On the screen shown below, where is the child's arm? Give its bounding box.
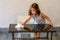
[21,16,32,25]
[41,13,53,26]
[41,13,53,31]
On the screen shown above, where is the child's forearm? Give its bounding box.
[47,17,53,26]
[21,20,27,25]
[45,25,53,31]
[21,16,32,25]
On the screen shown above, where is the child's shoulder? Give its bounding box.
[40,12,46,18]
[40,12,45,16]
[41,12,44,15]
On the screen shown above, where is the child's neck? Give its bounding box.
[34,14,39,17]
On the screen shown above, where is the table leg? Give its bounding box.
[47,32,49,39]
[12,32,14,40]
[51,32,53,40]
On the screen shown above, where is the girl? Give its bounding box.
[21,3,53,39]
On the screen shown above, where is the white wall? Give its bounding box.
[0,0,60,27]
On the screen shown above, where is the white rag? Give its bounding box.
[15,23,24,30]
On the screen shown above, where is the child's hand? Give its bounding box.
[49,23,53,27]
[44,24,53,31]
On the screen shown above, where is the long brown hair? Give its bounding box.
[29,3,41,15]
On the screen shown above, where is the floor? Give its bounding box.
[0,32,60,40]
[15,35,60,40]
[14,33,60,40]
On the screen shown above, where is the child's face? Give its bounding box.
[30,8,37,15]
